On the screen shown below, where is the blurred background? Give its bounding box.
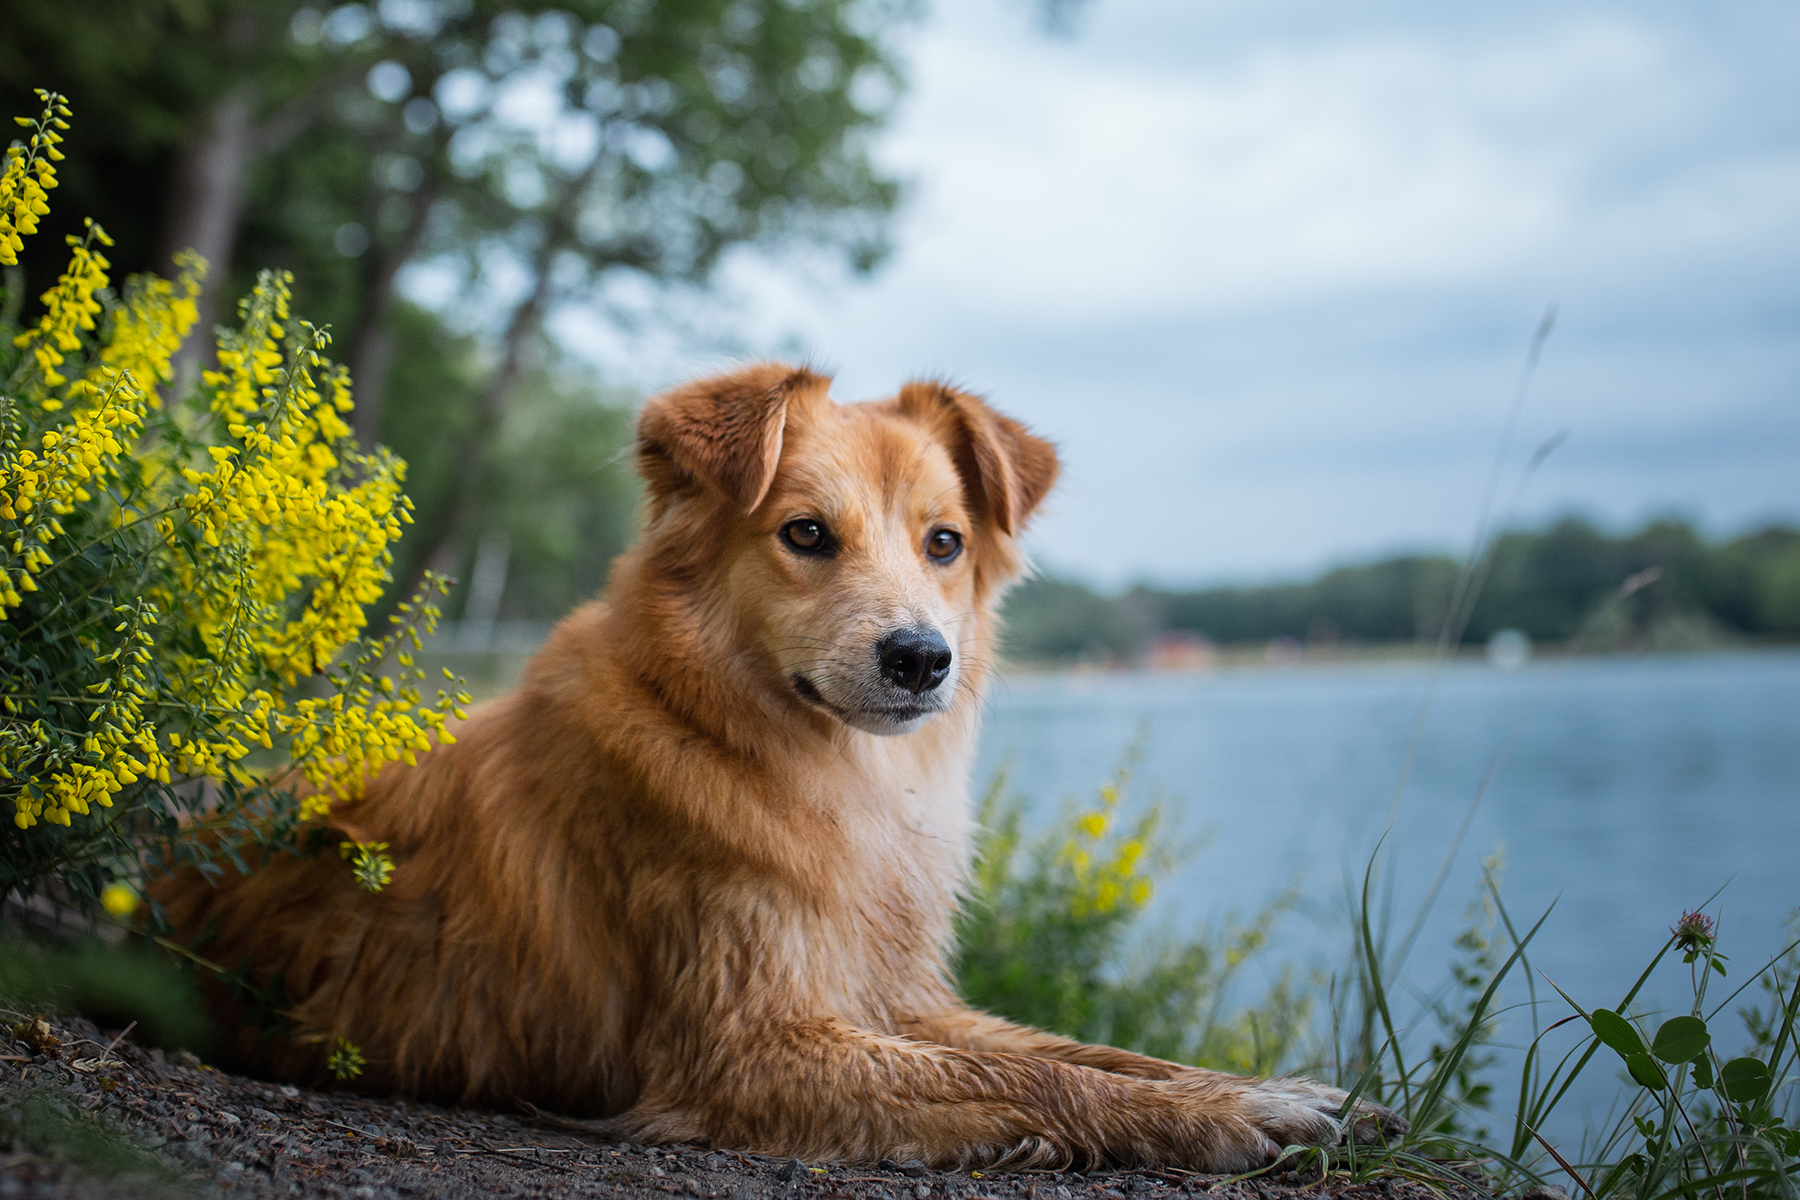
[3,0,1796,1140]
[5,0,1796,650]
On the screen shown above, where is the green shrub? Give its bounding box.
[954,758,1310,1075]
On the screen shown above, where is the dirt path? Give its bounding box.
[2,1010,1496,1200]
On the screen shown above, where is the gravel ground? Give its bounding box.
[1,1010,1499,1200]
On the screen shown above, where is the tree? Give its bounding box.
[2,0,908,601]
[998,517,1800,663]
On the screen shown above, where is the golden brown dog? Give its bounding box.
[156,363,1396,1170]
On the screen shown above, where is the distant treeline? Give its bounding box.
[1000,518,1800,664]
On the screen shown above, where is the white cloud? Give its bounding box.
[866,14,1694,322]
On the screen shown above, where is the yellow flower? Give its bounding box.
[1,94,458,860]
[100,883,138,917]
[101,253,204,404]
[0,90,66,268]
[13,223,112,386]
[1058,773,1156,919]
[326,1037,366,1081]
[339,840,396,893]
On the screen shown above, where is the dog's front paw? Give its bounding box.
[1238,1077,1345,1157]
[1160,1075,1334,1172]
[1243,1077,1407,1153]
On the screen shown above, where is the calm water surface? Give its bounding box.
[973,651,1800,1133]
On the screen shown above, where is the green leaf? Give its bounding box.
[1592,1008,1647,1058]
[1719,1057,1771,1103]
[1626,1051,1667,1091]
[1651,1015,1710,1064]
[1691,1054,1714,1088]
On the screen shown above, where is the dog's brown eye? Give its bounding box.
[925,528,963,562]
[781,518,831,555]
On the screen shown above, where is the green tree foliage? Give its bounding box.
[370,305,639,620]
[1002,517,1800,664]
[1146,555,1458,648]
[998,574,1155,663]
[1756,541,1800,635]
[0,0,905,320]
[1,0,909,605]
[465,350,641,619]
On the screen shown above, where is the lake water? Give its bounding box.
[973,651,1800,1138]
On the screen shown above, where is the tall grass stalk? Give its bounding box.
[1312,851,1800,1197]
[1386,303,1559,830]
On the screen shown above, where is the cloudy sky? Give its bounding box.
[561,0,1800,587]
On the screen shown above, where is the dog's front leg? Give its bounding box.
[619,1015,1351,1171]
[897,1005,1404,1146]
[899,1005,1191,1079]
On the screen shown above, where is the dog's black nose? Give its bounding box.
[878,627,953,694]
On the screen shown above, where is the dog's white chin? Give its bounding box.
[791,670,956,736]
[842,708,941,737]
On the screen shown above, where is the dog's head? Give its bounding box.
[635,363,1058,736]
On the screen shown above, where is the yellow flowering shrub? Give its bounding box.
[1060,781,1154,918]
[0,91,463,910]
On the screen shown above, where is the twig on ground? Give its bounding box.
[98,1020,137,1065]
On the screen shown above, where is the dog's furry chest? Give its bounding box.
[786,745,977,1016]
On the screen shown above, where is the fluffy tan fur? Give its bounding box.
[154,363,1396,1170]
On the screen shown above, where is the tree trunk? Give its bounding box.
[396,154,605,601]
[412,259,555,587]
[161,84,256,381]
[348,179,439,448]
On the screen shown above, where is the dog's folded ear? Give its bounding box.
[896,382,1059,536]
[638,364,831,513]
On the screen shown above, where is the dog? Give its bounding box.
[156,363,1398,1170]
